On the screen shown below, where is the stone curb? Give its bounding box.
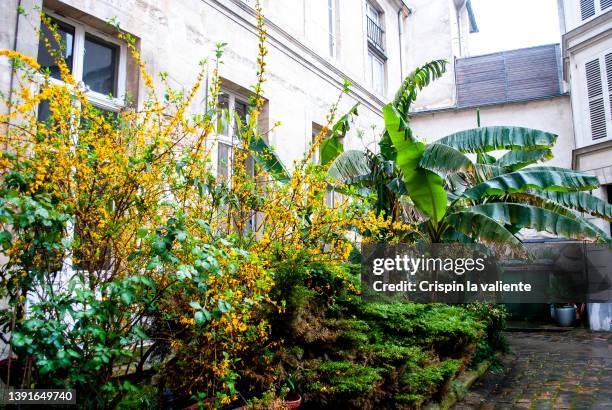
[424,353,501,410]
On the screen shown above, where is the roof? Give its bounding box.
[455,44,563,109]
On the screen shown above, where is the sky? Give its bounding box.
[468,0,562,56]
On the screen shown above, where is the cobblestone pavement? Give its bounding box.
[452,330,612,410]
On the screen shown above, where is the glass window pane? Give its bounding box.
[37,19,75,80]
[234,100,248,134]
[372,55,384,95]
[218,142,231,182]
[37,100,52,124]
[367,3,379,23]
[83,35,118,96]
[218,94,230,136]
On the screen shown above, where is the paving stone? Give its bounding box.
[451,330,611,410]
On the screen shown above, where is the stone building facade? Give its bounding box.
[0,0,475,172]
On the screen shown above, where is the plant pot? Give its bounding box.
[284,393,302,409]
[556,306,575,327]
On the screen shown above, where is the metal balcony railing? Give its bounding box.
[366,16,384,52]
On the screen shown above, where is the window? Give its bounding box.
[216,90,256,233]
[584,51,612,141]
[216,91,253,183]
[368,52,385,95]
[37,18,74,81]
[366,2,384,52]
[37,11,126,112]
[580,0,611,21]
[35,11,127,276]
[365,1,386,95]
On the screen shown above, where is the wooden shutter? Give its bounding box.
[580,0,596,20]
[606,52,612,118]
[585,58,607,140]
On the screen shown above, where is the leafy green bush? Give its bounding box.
[261,262,504,409]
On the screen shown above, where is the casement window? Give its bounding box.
[365,1,386,95]
[366,2,384,52]
[37,11,127,113]
[216,91,254,183]
[584,51,612,142]
[579,0,611,21]
[216,90,256,233]
[368,52,385,95]
[35,11,127,276]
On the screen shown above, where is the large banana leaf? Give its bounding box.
[379,131,397,161]
[328,150,372,184]
[525,189,612,222]
[465,203,609,241]
[319,103,359,166]
[496,149,553,171]
[463,167,600,199]
[446,211,520,245]
[437,126,557,153]
[474,163,507,180]
[384,104,447,222]
[419,143,473,174]
[249,136,290,182]
[320,136,343,167]
[393,60,447,117]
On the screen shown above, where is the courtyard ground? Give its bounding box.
[452,330,612,410]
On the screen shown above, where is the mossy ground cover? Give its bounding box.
[257,262,507,409]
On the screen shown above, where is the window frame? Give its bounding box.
[40,9,128,112]
[366,1,381,24]
[216,89,257,233]
[216,89,253,182]
[368,51,385,96]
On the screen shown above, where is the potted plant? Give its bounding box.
[281,375,301,409]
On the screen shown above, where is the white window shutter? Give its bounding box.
[606,52,612,118]
[585,58,607,140]
[601,0,612,11]
[580,0,596,20]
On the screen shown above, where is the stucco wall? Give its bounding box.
[410,95,576,168]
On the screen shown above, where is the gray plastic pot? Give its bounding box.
[555,306,575,327]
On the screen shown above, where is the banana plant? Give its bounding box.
[328,60,448,221]
[329,60,611,244]
[415,125,611,244]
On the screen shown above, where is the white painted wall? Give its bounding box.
[410,96,576,168]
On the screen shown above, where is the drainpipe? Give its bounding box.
[397,3,411,83]
[454,0,467,57]
[397,8,404,81]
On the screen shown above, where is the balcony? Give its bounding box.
[366,16,385,53]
